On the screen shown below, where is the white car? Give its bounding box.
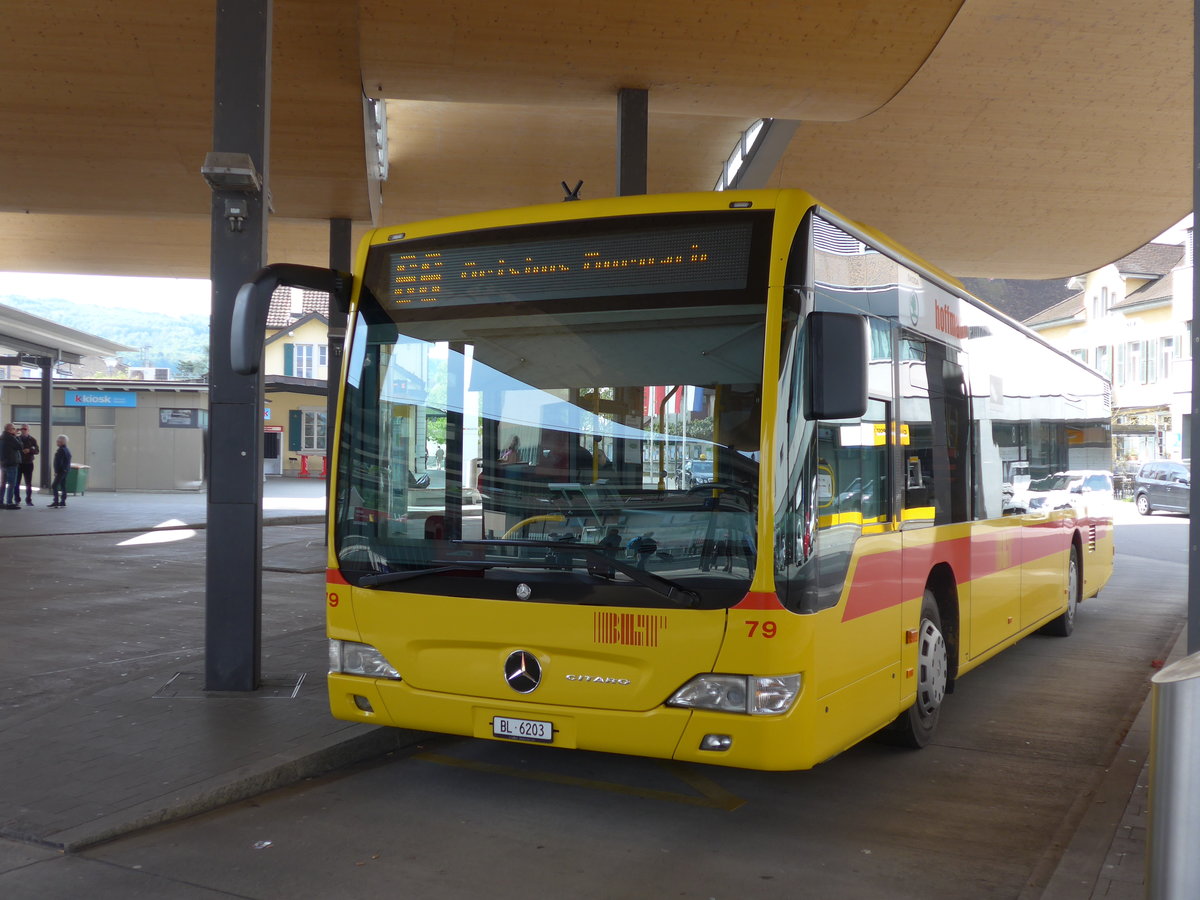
[1013,470,1113,516]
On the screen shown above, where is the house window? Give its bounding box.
[1070,348,1088,365]
[1094,345,1111,380]
[295,345,314,378]
[302,409,326,452]
[1128,341,1143,385]
[288,343,329,379]
[1161,336,1174,380]
[1136,339,1158,384]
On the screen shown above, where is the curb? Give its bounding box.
[44,726,427,852]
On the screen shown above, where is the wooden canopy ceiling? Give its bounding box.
[0,0,1190,283]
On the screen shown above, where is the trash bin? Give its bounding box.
[65,464,90,495]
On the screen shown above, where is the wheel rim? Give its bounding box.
[916,617,947,718]
[1137,495,1149,514]
[1065,553,1079,625]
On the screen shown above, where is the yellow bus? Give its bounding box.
[237,189,1114,770]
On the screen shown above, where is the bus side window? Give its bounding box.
[901,336,971,527]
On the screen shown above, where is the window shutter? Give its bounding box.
[284,343,294,376]
[288,409,302,451]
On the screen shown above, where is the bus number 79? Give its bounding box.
[745,620,777,638]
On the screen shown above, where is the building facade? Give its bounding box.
[0,380,207,491]
[1024,236,1193,465]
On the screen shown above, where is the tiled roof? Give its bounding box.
[265,287,330,329]
[301,290,329,316]
[1114,242,1185,277]
[1112,274,1173,310]
[960,277,1076,322]
[265,287,294,329]
[1023,291,1083,328]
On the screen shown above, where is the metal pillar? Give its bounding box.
[205,0,272,692]
[326,218,351,528]
[38,357,51,488]
[1147,653,1200,897]
[617,88,648,197]
[1148,7,1200,891]
[1191,0,1200,657]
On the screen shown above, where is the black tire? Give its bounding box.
[880,589,947,749]
[1136,493,1152,516]
[1042,546,1080,637]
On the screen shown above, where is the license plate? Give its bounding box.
[492,715,554,743]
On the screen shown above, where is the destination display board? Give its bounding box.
[375,220,754,308]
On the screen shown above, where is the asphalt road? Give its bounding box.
[2,504,1187,900]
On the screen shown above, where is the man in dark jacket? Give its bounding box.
[17,425,38,506]
[0,423,24,509]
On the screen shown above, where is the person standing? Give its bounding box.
[0,424,23,509]
[17,425,38,506]
[49,435,72,508]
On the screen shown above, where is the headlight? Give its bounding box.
[329,639,402,680]
[667,674,801,716]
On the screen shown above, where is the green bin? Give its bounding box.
[65,464,90,495]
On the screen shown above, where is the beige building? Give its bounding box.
[0,380,207,491]
[1024,237,1193,464]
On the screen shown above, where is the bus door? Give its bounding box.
[803,396,901,728]
[900,336,1016,656]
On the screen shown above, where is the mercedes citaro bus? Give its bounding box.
[234,189,1113,770]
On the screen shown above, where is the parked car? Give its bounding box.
[1133,460,1190,516]
[1008,470,1113,515]
[676,458,714,490]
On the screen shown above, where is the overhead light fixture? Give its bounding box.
[201,151,263,193]
[365,98,389,182]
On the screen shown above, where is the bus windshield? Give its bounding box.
[334,212,771,610]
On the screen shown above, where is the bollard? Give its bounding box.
[1147,651,1200,898]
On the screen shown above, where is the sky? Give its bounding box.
[0,214,1193,314]
[0,272,212,317]
[1155,213,1193,244]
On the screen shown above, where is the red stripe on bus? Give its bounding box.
[327,568,350,585]
[733,591,785,610]
[838,521,1091,623]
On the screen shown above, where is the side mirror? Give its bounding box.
[232,264,353,375]
[804,311,868,420]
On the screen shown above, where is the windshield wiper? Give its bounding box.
[453,539,701,609]
[358,564,494,586]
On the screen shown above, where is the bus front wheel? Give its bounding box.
[1041,546,1080,637]
[882,590,947,749]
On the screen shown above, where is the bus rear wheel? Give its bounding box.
[881,590,947,749]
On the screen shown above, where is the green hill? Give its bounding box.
[0,295,208,375]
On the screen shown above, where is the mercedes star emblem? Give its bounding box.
[504,649,542,694]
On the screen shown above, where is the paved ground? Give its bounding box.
[0,486,1189,898]
[0,477,422,852]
